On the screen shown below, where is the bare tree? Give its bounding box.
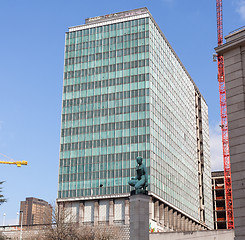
[0,232,6,240]
[38,204,81,240]
[31,204,121,240]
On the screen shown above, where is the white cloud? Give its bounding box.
[209,123,224,171]
[237,0,245,20]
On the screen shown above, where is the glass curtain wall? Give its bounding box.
[148,18,199,220]
[59,17,151,199]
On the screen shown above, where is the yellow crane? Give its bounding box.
[0,153,27,167]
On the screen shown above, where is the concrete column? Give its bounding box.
[154,200,159,223]
[185,218,189,231]
[130,194,150,240]
[195,223,199,231]
[198,224,202,230]
[79,202,84,225]
[187,218,191,232]
[173,211,177,230]
[125,199,130,225]
[149,197,153,220]
[94,201,99,226]
[192,222,195,231]
[169,208,174,229]
[164,205,169,228]
[181,215,185,231]
[109,200,114,225]
[189,220,193,231]
[58,202,65,226]
[58,202,63,219]
[177,213,181,231]
[159,203,164,226]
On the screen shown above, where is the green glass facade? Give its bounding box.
[148,19,212,227]
[59,16,151,198]
[58,8,213,228]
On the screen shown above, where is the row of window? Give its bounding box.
[58,185,132,198]
[65,45,149,65]
[64,58,148,79]
[59,168,135,182]
[60,150,150,166]
[70,58,148,74]
[62,103,149,122]
[60,134,150,151]
[66,18,149,39]
[65,32,149,51]
[63,74,148,93]
[61,118,150,137]
[63,88,149,107]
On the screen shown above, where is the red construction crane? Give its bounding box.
[216,0,234,229]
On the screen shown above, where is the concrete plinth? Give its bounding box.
[130,194,150,240]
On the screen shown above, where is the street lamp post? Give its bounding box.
[16,212,19,230]
[20,211,23,240]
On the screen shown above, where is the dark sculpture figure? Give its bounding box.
[128,156,148,193]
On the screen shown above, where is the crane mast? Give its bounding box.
[216,0,234,229]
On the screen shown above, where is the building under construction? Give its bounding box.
[57,8,213,233]
[212,171,228,229]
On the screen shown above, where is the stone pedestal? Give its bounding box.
[130,194,150,240]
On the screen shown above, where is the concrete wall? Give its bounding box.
[1,225,130,240]
[215,28,245,240]
[150,229,234,240]
[0,226,234,240]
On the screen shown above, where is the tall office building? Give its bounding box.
[57,8,213,231]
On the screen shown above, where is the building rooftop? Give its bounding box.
[85,7,149,24]
[215,26,245,54]
[67,7,206,104]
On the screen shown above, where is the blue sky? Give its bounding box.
[0,0,244,225]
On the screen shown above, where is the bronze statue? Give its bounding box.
[128,156,148,193]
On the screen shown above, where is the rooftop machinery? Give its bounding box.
[215,0,234,229]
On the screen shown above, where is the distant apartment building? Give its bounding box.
[215,28,245,240]
[19,197,52,225]
[212,171,227,229]
[57,7,213,232]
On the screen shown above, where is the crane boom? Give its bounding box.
[0,161,27,167]
[0,153,27,167]
[216,0,234,229]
